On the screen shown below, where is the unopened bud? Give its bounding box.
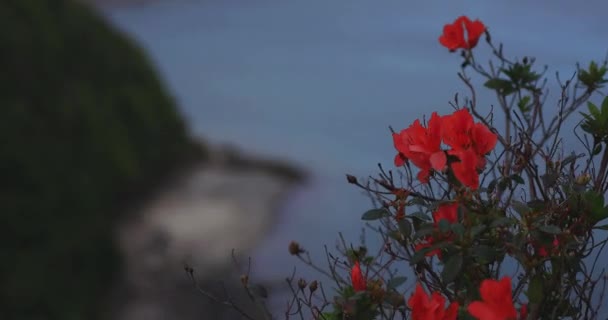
[288,241,304,256]
[575,173,591,185]
[240,274,249,287]
[389,292,405,307]
[346,174,358,184]
[298,278,307,291]
[309,280,318,293]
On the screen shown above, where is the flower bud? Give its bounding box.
[389,292,405,307]
[240,274,249,287]
[309,280,318,293]
[288,241,304,255]
[575,173,591,185]
[298,278,307,291]
[346,174,358,184]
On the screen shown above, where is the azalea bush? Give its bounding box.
[192,16,608,319]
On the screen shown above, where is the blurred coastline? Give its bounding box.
[104,142,306,320]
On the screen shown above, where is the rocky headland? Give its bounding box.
[104,143,306,320]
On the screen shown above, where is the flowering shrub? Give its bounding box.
[194,15,608,320]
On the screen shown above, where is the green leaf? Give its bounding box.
[511,200,530,216]
[593,144,603,155]
[517,96,531,113]
[408,197,427,206]
[387,276,408,290]
[320,312,339,320]
[490,217,515,228]
[409,211,431,222]
[539,225,561,234]
[472,245,496,263]
[487,179,498,193]
[410,243,447,265]
[602,96,608,118]
[585,189,605,207]
[438,219,451,234]
[593,206,608,224]
[484,78,513,92]
[527,200,546,211]
[497,179,509,192]
[387,230,403,241]
[412,226,434,240]
[398,219,412,238]
[471,225,487,237]
[451,223,465,237]
[410,246,434,265]
[527,275,544,304]
[510,174,525,185]
[588,101,601,118]
[441,254,463,284]
[361,208,390,220]
[585,190,608,222]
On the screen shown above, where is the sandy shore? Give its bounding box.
[104,145,305,320]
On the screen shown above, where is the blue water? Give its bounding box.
[102,0,608,316]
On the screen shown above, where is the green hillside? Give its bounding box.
[0,1,205,319]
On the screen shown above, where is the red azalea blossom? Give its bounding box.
[439,16,466,51]
[461,16,486,49]
[433,203,459,227]
[537,246,548,257]
[408,283,459,320]
[449,148,480,190]
[392,108,496,189]
[468,276,518,320]
[441,108,497,189]
[472,122,498,158]
[350,261,366,292]
[415,203,459,258]
[519,304,528,320]
[441,108,475,151]
[439,16,486,51]
[393,112,446,183]
[537,237,560,257]
[414,239,438,257]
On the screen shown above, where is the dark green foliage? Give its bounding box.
[0,1,205,319]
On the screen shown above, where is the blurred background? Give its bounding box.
[2,0,607,319]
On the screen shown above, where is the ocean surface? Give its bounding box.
[102,0,608,316]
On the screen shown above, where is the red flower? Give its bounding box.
[537,246,548,257]
[415,203,459,258]
[462,16,486,49]
[440,108,497,190]
[392,108,496,189]
[415,238,441,258]
[472,122,498,158]
[433,202,459,227]
[408,283,459,320]
[537,237,560,257]
[449,149,480,190]
[393,112,446,183]
[519,304,528,320]
[468,276,518,320]
[441,109,474,151]
[439,17,466,51]
[439,16,486,51]
[350,261,366,292]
